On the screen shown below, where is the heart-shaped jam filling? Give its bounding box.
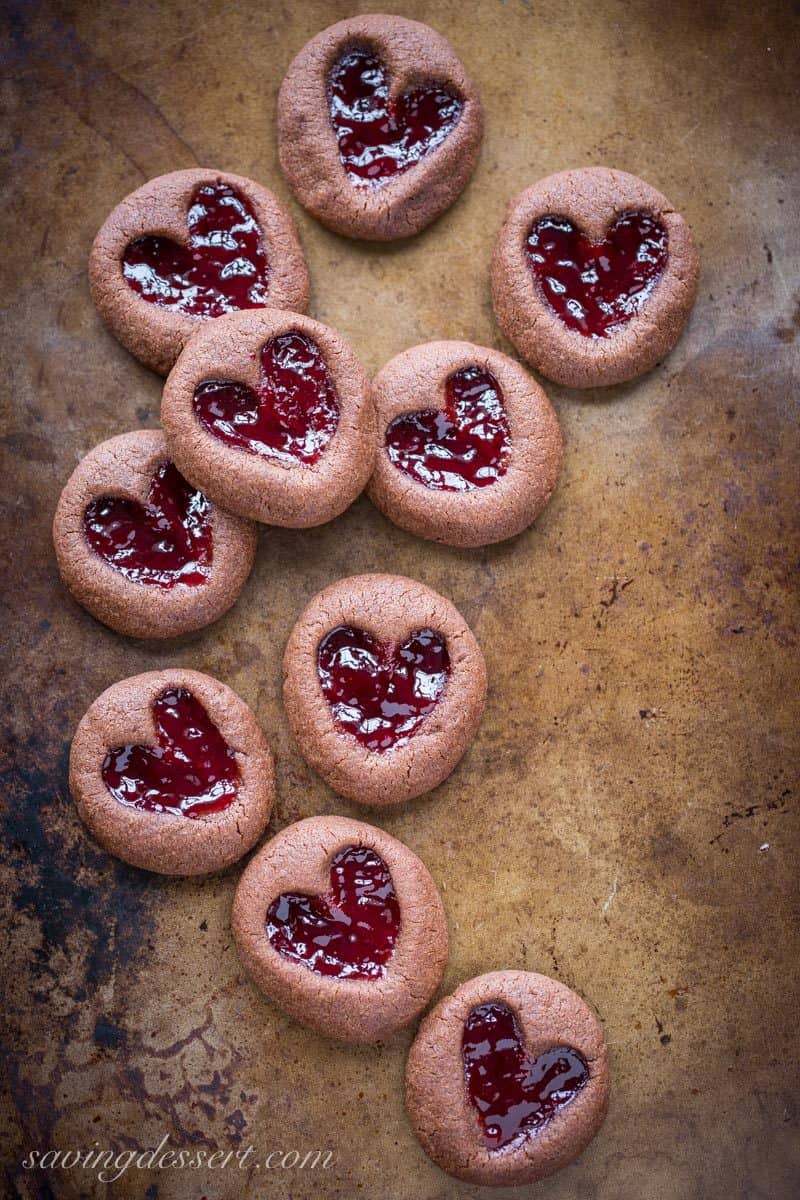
[102,687,240,818]
[463,1002,589,1151]
[83,461,212,588]
[526,211,668,338]
[386,366,510,491]
[122,182,270,317]
[266,845,401,979]
[193,331,340,465]
[317,625,449,751]
[328,47,463,187]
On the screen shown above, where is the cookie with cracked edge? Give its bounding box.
[232,814,448,1041]
[368,340,563,546]
[405,970,610,1185]
[282,573,487,806]
[161,308,375,527]
[53,430,257,639]
[69,669,275,876]
[278,15,483,240]
[492,167,699,388]
[89,168,310,375]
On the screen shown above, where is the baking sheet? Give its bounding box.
[2,1,799,1197]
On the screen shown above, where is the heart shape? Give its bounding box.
[102,687,240,818]
[386,365,511,491]
[122,181,270,317]
[83,461,213,588]
[463,1002,589,1150]
[193,330,340,465]
[317,624,450,751]
[266,844,401,979]
[526,210,668,338]
[328,47,463,187]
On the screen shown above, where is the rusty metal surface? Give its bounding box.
[1,1,799,1197]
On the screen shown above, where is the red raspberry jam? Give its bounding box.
[526,211,668,337]
[386,366,510,491]
[463,1002,589,1151]
[83,461,212,588]
[266,845,401,979]
[328,48,463,187]
[317,625,449,752]
[102,688,240,818]
[193,331,340,465]
[122,182,270,317]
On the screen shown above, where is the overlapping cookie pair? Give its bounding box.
[155,304,559,556]
[233,815,610,1187]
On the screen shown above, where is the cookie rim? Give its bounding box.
[277,14,484,240]
[367,339,563,546]
[405,969,610,1185]
[282,573,487,806]
[232,814,449,1041]
[52,429,257,639]
[161,307,376,528]
[89,167,310,375]
[491,166,699,388]
[69,668,275,876]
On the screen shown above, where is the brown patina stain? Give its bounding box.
[2,2,799,1199]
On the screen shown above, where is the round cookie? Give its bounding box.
[405,970,610,1185]
[53,430,256,639]
[232,815,448,1041]
[278,15,483,240]
[161,308,375,527]
[70,669,275,876]
[492,167,699,388]
[368,340,563,547]
[90,168,310,375]
[283,574,486,806]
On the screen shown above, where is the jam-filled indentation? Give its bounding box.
[266,844,401,979]
[463,1001,589,1151]
[386,366,510,491]
[328,47,463,188]
[193,331,340,466]
[317,624,449,752]
[526,211,668,338]
[102,687,240,818]
[122,182,270,317]
[83,461,213,588]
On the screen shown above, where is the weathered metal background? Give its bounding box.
[1,1,798,1197]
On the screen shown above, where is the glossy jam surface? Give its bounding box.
[386,366,510,491]
[317,625,449,752]
[83,462,212,588]
[463,1002,589,1151]
[328,48,463,187]
[102,688,240,818]
[526,211,668,338]
[122,182,270,317]
[193,331,340,466]
[266,845,401,979]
